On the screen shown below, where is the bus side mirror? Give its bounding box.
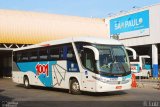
[125,47,137,60]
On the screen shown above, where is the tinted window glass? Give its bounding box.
[16,52,22,62]
[39,48,49,60]
[14,51,29,62]
[21,51,29,61]
[67,46,76,60]
[29,49,38,61]
[81,49,96,72]
[50,46,61,60]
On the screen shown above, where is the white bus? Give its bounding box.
[12,37,131,94]
[130,55,151,78]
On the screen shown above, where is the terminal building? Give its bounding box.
[0,9,107,78]
[105,3,160,77]
[1,3,160,78]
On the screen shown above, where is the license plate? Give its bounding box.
[116,86,122,89]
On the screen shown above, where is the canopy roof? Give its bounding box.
[0,9,107,44]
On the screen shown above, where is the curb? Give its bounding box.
[2,77,11,79]
[150,77,160,80]
[136,82,159,89]
[136,78,160,83]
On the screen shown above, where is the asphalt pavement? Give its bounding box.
[0,78,160,107]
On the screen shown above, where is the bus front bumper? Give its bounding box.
[95,80,132,92]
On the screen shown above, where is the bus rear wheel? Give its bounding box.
[70,79,81,95]
[24,76,30,89]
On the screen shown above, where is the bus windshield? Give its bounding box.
[95,45,130,76]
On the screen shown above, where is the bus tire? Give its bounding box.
[24,76,30,89]
[147,72,150,79]
[70,78,81,95]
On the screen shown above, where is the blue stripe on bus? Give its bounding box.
[17,61,57,87]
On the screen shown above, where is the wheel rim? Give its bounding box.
[147,73,150,78]
[24,79,29,87]
[72,82,80,91]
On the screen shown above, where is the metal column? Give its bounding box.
[152,44,159,77]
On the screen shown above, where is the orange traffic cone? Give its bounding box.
[131,74,137,88]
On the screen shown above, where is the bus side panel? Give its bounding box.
[13,60,82,89]
[12,71,24,84]
[52,61,68,89]
[12,71,44,86]
[52,61,81,89]
[12,72,41,86]
[13,61,57,87]
[12,61,24,84]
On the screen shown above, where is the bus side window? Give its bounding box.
[39,48,49,60]
[60,47,64,60]
[14,51,29,62]
[142,58,145,69]
[29,49,38,61]
[13,52,17,62]
[50,47,60,60]
[67,46,75,61]
[21,51,29,61]
[16,52,22,62]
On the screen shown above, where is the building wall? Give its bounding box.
[106,4,160,47]
[106,4,160,77]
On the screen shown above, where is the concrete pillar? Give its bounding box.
[152,44,159,77]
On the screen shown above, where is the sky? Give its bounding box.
[0,0,160,18]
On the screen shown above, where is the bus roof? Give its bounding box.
[14,36,123,51]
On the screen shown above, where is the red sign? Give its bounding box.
[36,64,49,76]
[131,66,137,70]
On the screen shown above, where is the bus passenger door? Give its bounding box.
[80,48,96,92]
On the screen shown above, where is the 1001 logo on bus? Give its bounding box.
[36,63,49,76]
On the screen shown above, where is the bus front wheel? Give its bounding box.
[147,72,150,79]
[70,79,81,95]
[24,76,30,89]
